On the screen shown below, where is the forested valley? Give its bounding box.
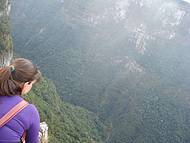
[10,0,190,142]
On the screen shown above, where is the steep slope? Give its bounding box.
[1,1,107,142]
[11,0,190,143]
[25,77,107,143]
[0,0,13,66]
[11,0,190,112]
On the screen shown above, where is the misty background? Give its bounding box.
[10,0,190,142]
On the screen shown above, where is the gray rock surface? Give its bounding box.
[39,122,48,143]
[0,0,13,67]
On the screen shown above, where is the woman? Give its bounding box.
[0,58,42,143]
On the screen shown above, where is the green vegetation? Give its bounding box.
[24,77,107,143]
[100,72,190,143]
[0,18,12,52]
[0,1,107,142]
[0,0,12,52]
[11,0,190,143]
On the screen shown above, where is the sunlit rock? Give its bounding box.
[39,122,48,143]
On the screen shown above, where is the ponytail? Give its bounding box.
[0,58,42,96]
[0,66,22,96]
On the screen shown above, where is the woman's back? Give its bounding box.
[0,95,40,143]
[0,58,42,143]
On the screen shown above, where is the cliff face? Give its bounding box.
[0,0,13,66]
[0,0,11,16]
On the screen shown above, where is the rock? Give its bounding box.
[0,0,13,67]
[39,122,48,143]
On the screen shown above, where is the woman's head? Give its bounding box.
[0,58,42,96]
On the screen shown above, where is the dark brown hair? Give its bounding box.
[0,58,42,96]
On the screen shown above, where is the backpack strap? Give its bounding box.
[0,100,29,127]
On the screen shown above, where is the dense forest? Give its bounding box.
[25,77,107,143]
[0,0,107,142]
[11,0,190,142]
